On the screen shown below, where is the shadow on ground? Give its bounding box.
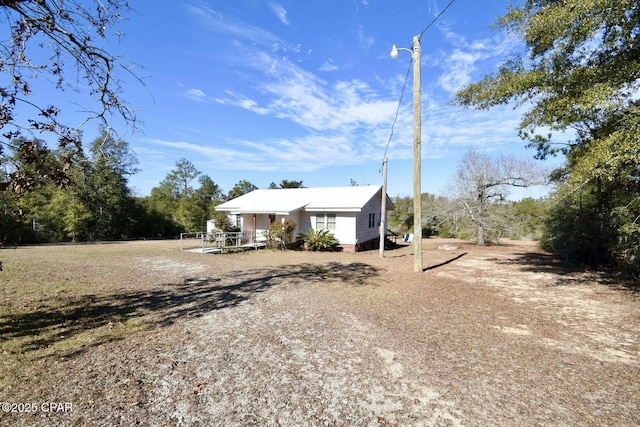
[0,261,380,355]
[424,253,468,271]
[498,251,639,292]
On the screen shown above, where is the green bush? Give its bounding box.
[298,228,338,251]
[266,219,297,249]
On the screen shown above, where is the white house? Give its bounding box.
[213,185,395,252]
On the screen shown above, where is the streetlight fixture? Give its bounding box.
[391,35,423,272]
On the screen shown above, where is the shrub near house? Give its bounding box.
[299,229,339,251]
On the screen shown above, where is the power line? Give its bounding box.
[383,58,412,161]
[420,0,457,37]
[382,0,458,166]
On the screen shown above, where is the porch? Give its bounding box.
[180,231,267,254]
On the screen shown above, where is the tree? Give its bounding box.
[280,179,305,188]
[1,137,69,241]
[227,180,257,200]
[78,131,138,239]
[194,175,224,223]
[163,158,201,199]
[509,197,548,240]
[147,159,204,232]
[456,1,640,267]
[2,131,139,242]
[426,195,468,239]
[387,193,439,237]
[388,196,414,235]
[268,179,305,189]
[451,150,546,245]
[0,0,138,195]
[2,137,68,195]
[456,1,640,159]
[51,189,91,243]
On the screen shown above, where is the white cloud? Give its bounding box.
[228,53,397,132]
[268,2,289,26]
[357,25,375,49]
[146,134,364,173]
[184,88,207,101]
[318,60,338,72]
[435,30,520,94]
[187,3,294,52]
[214,90,270,115]
[437,49,484,93]
[179,4,532,174]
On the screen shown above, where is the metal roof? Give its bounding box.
[215,185,395,215]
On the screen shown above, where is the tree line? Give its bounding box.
[389,149,549,245]
[0,131,551,249]
[0,137,312,243]
[2,132,638,273]
[1,0,638,274]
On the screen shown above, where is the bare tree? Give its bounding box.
[451,149,547,245]
[0,0,139,195]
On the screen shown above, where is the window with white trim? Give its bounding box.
[316,213,336,231]
[327,214,336,231]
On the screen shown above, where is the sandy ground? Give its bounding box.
[1,238,639,426]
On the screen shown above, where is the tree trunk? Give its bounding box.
[478,189,486,245]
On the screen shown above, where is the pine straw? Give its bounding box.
[1,239,638,426]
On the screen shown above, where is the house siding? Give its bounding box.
[307,212,356,246]
[355,193,383,251]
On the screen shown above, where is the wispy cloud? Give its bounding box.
[183,88,208,102]
[217,52,397,133]
[186,2,293,52]
[357,25,375,49]
[268,2,289,26]
[437,49,485,93]
[146,133,366,173]
[178,2,529,174]
[435,29,520,94]
[214,90,270,115]
[319,59,338,72]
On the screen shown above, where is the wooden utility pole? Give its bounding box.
[379,156,388,258]
[412,35,423,272]
[390,34,423,272]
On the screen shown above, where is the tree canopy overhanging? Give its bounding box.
[0,0,138,195]
[456,0,640,269]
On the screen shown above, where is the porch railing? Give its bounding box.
[180,231,267,253]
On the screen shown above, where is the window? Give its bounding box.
[368,212,375,228]
[235,214,242,228]
[316,213,336,231]
[326,214,336,231]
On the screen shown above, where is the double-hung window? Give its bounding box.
[316,213,336,231]
[326,214,336,231]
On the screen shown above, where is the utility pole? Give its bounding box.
[411,35,422,272]
[379,156,388,258]
[392,35,423,271]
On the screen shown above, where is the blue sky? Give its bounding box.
[28,0,568,198]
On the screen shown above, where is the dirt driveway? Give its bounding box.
[1,238,638,426]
